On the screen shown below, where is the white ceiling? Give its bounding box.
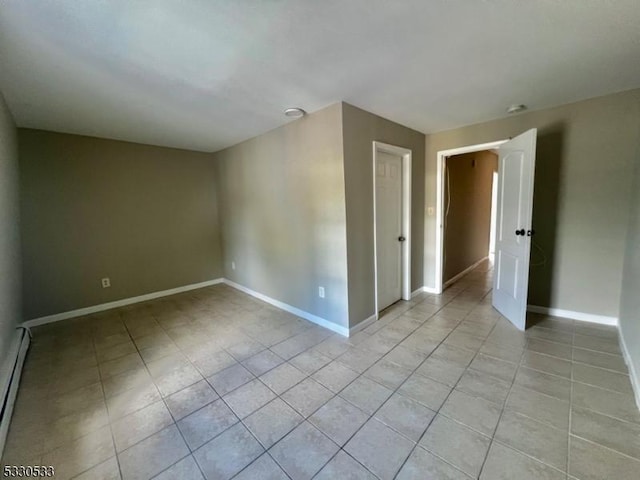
[1,1,639,152]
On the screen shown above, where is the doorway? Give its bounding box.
[373,141,412,314]
[442,150,499,289]
[435,140,507,294]
[435,130,538,330]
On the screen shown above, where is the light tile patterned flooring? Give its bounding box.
[3,262,640,479]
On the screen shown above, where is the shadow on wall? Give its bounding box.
[527,124,565,310]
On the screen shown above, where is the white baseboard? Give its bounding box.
[527,305,618,326]
[23,278,225,328]
[411,287,424,298]
[618,328,640,411]
[222,280,350,337]
[412,286,440,295]
[349,313,377,336]
[444,256,488,288]
[0,328,30,456]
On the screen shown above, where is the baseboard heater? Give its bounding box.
[0,327,31,456]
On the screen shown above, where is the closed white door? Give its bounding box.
[492,129,538,330]
[376,151,403,311]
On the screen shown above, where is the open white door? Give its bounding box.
[492,129,537,330]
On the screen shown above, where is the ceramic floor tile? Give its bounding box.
[9,271,640,480]
[177,399,238,450]
[232,454,288,480]
[456,369,511,405]
[504,384,570,430]
[383,345,429,370]
[571,405,640,460]
[339,376,394,415]
[573,333,621,355]
[572,348,627,373]
[494,410,568,470]
[41,426,115,480]
[193,423,264,480]
[513,367,571,401]
[363,358,412,390]
[280,377,334,417]
[269,422,339,480]
[480,442,564,480]
[243,398,303,448]
[569,435,640,480]
[335,347,381,374]
[374,393,435,442]
[314,450,377,480]
[440,389,502,436]
[398,373,452,411]
[154,455,204,480]
[397,446,472,480]
[259,362,306,395]
[415,355,466,386]
[223,379,276,419]
[207,363,254,396]
[73,456,121,480]
[241,350,284,376]
[345,418,414,480]
[288,350,332,375]
[164,380,218,420]
[111,400,174,452]
[312,361,359,393]
[469,354,518,383]
[420,415,491,478]
[309,396,369,446]
[572,363,634,395]
[520,350,572,378]
[572,382,640,423]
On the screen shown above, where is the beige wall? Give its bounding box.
[444,150,497,283]
[619,143,640,395]
[424,89,640,318]
[342,103,426,326]
[19,129,223,319]
[214,104,350,329]
[0,92,21,365]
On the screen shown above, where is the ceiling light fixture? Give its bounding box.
[507,104,527,114]
[284,107,306,118]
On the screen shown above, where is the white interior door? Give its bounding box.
[492,128,537,330]
[376,151,403,311]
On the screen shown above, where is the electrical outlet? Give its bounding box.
[318,286,325,298]
[231,261,236,270]
[101,277,111,288]
[427,206,435,216]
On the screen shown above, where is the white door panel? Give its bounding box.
[492,129,537,330]
[376,151,403,311]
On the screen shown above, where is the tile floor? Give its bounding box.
[3,261,639,479]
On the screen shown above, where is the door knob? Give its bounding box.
[398,236,406,242]
[527,230,536,237]
[515,229,525,236]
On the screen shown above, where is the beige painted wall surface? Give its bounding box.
[19,129,223,319]
[424,89,640,317]
[342,103,426,326]
[619,143,640,394]
[214,104,350,328]
[0,92,21,365]
[444,151,497,283]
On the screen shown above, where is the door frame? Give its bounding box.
[435,139,508,294]
[373,141,412,315]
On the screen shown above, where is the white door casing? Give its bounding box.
[492,128,538,330]
[375,151,403,311]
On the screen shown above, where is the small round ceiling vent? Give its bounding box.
[284,107,306,118]
[507,104,527,114]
